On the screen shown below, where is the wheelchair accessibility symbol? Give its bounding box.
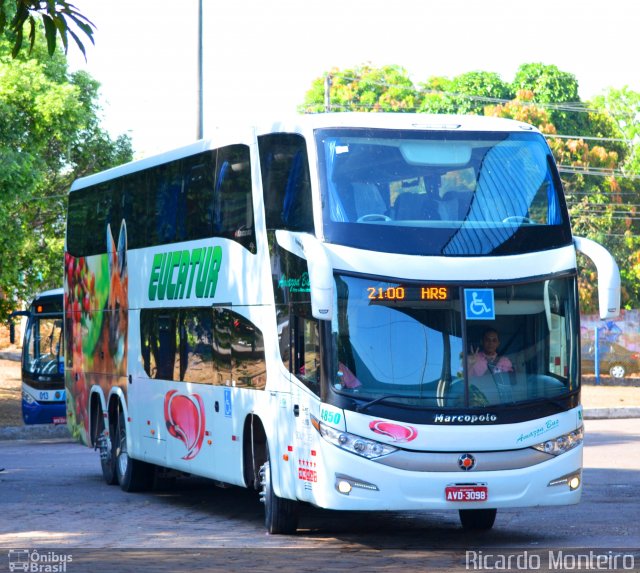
[224,387,232,418]
[464,289,495,320]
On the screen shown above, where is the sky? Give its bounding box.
[67,0,640,159]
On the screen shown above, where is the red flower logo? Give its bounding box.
[164,390,206,460]
[369,420,418,443]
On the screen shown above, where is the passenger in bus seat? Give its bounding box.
[337,362,361,389]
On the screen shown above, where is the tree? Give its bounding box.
[419,71,512,115]
[300,64,418,113]
[0,37,132,320]
[592,87,640,174]
[511,63,588,136]
[0,0,94,58]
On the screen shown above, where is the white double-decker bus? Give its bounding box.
[65,113,619,533]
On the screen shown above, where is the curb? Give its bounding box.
[1,409,639,442]
[0,350,21,361]
[583,407,640,420]
[0,424,71,441]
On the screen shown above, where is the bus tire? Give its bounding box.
[259,449,299,534]
[97,408,117,485]
[115,410,155,493]
[459,508,497,530]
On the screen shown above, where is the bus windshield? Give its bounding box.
[24,313,64,378]
[331,274,579,411]
[316,128,572,255]
[14,289,66,426]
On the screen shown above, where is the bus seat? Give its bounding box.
[394,192,439,221]
[439,189,474,220]
[352,182,387,220]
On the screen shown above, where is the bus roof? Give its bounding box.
[256,112,540,135]
[69,113,540,192]
[33,288,63,301]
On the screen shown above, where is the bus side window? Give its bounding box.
[183,155,215,242]
[214,145,256,252]
[122,171,149,249]
[152,162,184,245]
[180,308,215,383]
[213,308,233,386]
[66,188,89,257]
[277,306,291,370]
[258,133,314,232]
[231,313,266,390]
[292,315,320,395]
[67,185,110,257]
[141,310,179,380]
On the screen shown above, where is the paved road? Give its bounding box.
[0,419,638,572]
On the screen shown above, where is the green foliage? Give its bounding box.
[592,87,640,173]
[420,71,513,115]
[511,62,587,135]
[0,35,132,320]
[417,76,456,114]
[512,63,579,103]
[0,0,94,58]
[300,64,418,113]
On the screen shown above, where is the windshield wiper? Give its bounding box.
[355,394,430,414]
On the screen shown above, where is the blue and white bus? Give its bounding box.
[10,289,66,425]
[65,113,619,533]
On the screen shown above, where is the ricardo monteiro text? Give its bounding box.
[466,550,635,570]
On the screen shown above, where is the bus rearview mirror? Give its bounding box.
[574,236,621,319]
[275,231,334,321]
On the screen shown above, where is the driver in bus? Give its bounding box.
[467,328,513,377]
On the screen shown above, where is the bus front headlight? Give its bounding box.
[533,426,583,456]
[311,416,397,459]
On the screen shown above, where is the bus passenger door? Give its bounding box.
[286,313,323,501]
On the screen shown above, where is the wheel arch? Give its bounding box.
[242,413,268,489]
[106,388,128,444]
[88,387,107,448]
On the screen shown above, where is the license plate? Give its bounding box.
[445,484,488,502]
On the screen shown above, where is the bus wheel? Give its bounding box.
[115,410,155,493]
[459,508,497,530]
[97,410,117,485]
[259,450,299,534]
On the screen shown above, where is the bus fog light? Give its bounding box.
[548,470,581,490]
[335,473,379,495]
[337,480,352,495]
